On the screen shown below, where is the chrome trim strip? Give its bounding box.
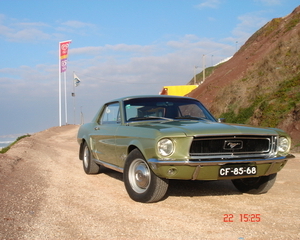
[192,134,277,138]
[148,156,288,167]
[93,158,124,173]
[189,153,271,158]
[193,136,274,140]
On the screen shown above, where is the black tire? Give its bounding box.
[232,173,277,194]
[123,149,169,203]
[82,142,101,174]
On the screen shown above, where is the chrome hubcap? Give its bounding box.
[83,146,89,168]
[129,159,150,193]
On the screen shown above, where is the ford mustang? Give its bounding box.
[77,95,292,203]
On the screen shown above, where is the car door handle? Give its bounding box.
[94,127,100,130]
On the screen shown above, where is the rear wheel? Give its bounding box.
[232,173,277,194]
[82,142,101,174]
[123,149,169,203]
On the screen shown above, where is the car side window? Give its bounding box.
[99,102,120,125]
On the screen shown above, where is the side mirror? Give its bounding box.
[218,118,226,123]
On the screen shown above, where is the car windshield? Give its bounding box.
[124,97,216,122]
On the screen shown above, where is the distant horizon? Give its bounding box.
[0,140,14,149]
[0,133,33,148]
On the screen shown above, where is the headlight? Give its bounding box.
[278,137,290,153]
[157,138,174,157]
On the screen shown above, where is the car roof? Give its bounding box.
[109,95,197,103]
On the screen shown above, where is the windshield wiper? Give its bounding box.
[174,116,207,120]
[128,116,173,122]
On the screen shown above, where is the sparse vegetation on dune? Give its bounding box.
[0,135,31,154]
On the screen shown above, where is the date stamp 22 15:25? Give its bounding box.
[223,214,261,222]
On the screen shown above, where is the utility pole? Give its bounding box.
[202,54,206,84]
[193,66,199,85]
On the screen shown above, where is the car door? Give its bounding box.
[91,102,120,167]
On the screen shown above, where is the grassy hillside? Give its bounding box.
[188,6,300,148]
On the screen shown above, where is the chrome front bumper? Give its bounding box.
[147,154,294,180]
[148,154,294,167]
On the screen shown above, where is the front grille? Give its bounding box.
[190,135,276,157]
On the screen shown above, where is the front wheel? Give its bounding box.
[123,149,169,203]
[232,173,277,194]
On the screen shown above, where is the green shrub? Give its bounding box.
[219,73,300,127]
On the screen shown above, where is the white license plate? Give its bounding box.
[219,166,257,177]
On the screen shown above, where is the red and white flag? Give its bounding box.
[59,40,72,73]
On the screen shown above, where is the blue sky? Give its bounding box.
[0,0,299,140]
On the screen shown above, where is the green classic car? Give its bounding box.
[77,95,292,203]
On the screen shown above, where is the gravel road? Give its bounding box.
[0,125,299,240]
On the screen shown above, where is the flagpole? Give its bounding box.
[73,72,76,124]
[58,42,62,127]
[73,73,81,124]
[64,71,68,125]
[59,40,71,126]
[73,86,76,124]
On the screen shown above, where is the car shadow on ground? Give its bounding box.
[100,167,123,180]
[166,179,242,198]
[100,167,242,198]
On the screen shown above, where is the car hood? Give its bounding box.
[131,120,279,137]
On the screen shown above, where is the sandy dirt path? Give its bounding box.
[0,125,299,239]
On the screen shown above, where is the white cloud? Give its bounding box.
[68,38,233,94]
[0,34,236,102]
[71,46,104,55]
[0,15,97,42]
[0,25,48,42]
[226,12,268,44]
[56,20,98,36]
[8,28,51,41]
[14,21,49,28]
[0,24,11,37]
[104,44,154,53]
[0,23,236,132]
[61,20,95,29]
[70,44,155,57]
[165,35,234,58]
